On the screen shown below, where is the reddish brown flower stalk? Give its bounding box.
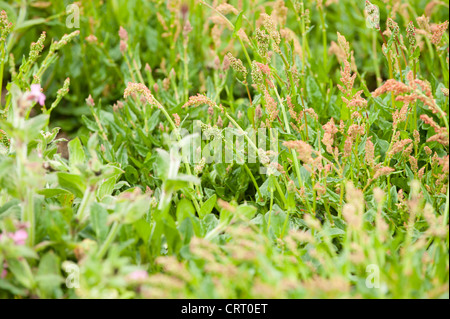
[182,93,224,112]
[373,165,395,180]
[392,105,408,128]
[124,82,158,106]
[264,90,279,127]
[431,21,449,46]
[372,79,410,97]
[365,138,375,167]
[283,140,313,165]
[337,61,356,97]
[172,113,181,127]
[420,114,449,146]
[388,139,413,157]
[322,118,338,155]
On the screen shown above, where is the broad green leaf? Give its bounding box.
[57,172,86,198]
[97,177,116,200]
[37,188,72,198]
[134,219,152,243]
[125,165,139,184]
[7,259,35,290]
[234,11,243,33]
[68,137,86,167]
[36,252,62,298]
[176,198,196,222]
[237,204,257,220]
[199,194,217,219]
[306,76,324,116]
[90,202,109,242]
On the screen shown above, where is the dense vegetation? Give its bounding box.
[0,0,448,298]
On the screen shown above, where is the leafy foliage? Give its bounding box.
[0,0,448,298]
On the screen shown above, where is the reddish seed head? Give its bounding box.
[120,40,127,54]
[118,26,128,42]
[86,94,95,107]
[181,3,189,19]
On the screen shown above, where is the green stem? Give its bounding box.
[372,31,382,86]
[281,208,290,239]
[444,185,449,227]
[338,179,345,219]
[438,52,449,87]
[224,109,290,209]
[201,0,252,67]
[97,222,121,259]
[279,51,295,93]
[243,164,262,200]
[123,55,137,83]
[0,45,5,108]
[273,89,302,181]
[133,59,146,85]
[156,99,202,212]
[183,39,189,101]
[274,178,288,208]
[384,126,397,166]
[76,187,94,223]
[267,190,274,232]
[394,42,403,80]
[300,2,307,76]
[318,7,327,70]
[25,188,35,247]
[273,87,313,213]
[238,37,252,68]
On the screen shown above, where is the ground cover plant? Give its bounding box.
[0,0,448,299]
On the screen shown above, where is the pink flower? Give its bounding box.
[11,229,28,245]
[120,40,127,54]
[127,270,148,281]
[1,262,7,279]
[0,229,28,245]
[86,94,95,107]
[29,84,46,106]
[118,26,128,42]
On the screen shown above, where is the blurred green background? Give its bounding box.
[1,0,448,133]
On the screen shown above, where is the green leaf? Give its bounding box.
[90,203,109,242]
[234,12,243,33]
[25,114,49,140]
[199,194,217,219]
[37,188,72,198]
[154,149,170,179]
[247,106,255,128]
[176,198,196,222]
[15,18,47,32]
[134,219,152,243]
[125,165,139,184]
[57,172,86,198]
[306,76,324,116]
[68,137,86,167]
[0,199,20,216]
[0,278,28,296]
[237,204,257,220]
[320,226,346,238]
[36,252,62,298]
[97,176,116,200]
[178,218,195,244]
[265,204,286,238]
[163,217,182,254]
[7,259,35,290]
